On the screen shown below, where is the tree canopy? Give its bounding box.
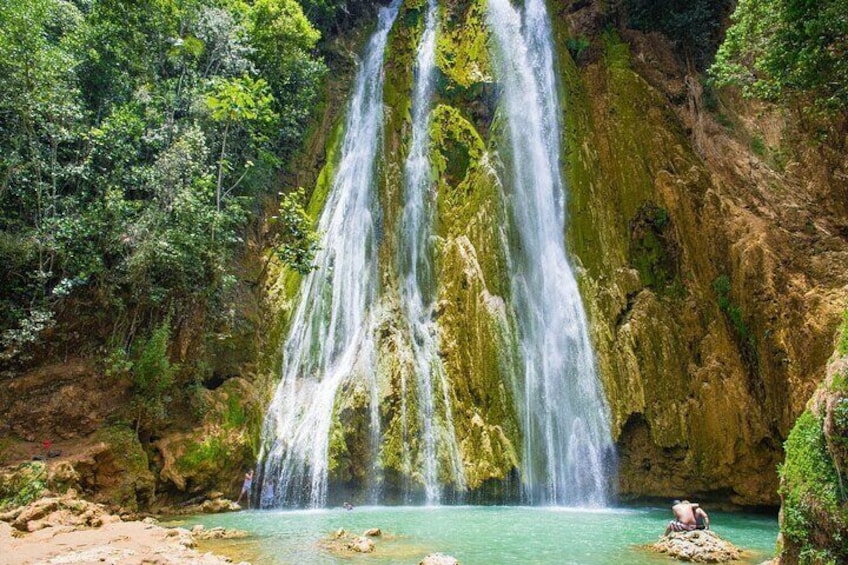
[711,0,848,114]
[0,0,321,373]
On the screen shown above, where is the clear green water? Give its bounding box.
[175,506,778,564]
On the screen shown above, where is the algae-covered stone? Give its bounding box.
[87,426,155,511]
[155,378,260,500]
[777,335,848,565]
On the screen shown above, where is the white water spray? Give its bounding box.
[257,0,401,508]
[398,0,466,504]
[486,0,616,506]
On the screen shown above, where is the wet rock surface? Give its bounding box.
[651,529,743,562]
[191,524,250,540]
[320,526,385,555]
[420,553,461,565]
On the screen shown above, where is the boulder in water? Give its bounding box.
[363,527,382,537]
[420,553,460,565]
[347,535,375,553]
[199,498,240,513]
[651,529,742,562]
[193,526,249,540]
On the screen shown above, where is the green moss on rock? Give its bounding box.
[778,320,848,564]
[628,202,681,293]
[157,378,260,498]
[91,425,155,511]
[0,462,47,511]
[435,0,492,91]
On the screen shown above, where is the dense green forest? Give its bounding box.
[0,0,344,381]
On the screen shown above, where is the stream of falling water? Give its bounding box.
[398,0,466,504]
[257,0,401,508]
[486,0,616,506]
[259,0,615,509]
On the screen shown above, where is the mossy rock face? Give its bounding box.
[154,378,260,500]
[435,0,496,136]
[553,26,787,504]
[779,336,848,565]
[87,425,156,511]
[327,370,377,497]
[628,202,681,294]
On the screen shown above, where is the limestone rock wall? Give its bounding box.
[550,1,848,505]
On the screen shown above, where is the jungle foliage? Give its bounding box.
[0,0,321,371]
[711,0,848,117]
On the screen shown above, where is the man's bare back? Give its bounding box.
[664,500,705,535]
[672,501,698,527]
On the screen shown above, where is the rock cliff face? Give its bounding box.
[550,1,847,505]
[1,0,845,511]
[260,0,848,506]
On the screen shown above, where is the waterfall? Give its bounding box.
[258,0,615,509]
[257,0,401,508]
[398,0,466,504]
[486,0,616,506]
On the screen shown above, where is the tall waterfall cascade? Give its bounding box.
[258,0,615,509]
[398,0,467,504]
[257,0,402,508]
[486,0,615,506]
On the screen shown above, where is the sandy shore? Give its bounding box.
[0,519,244,565]
[0,493,246,565]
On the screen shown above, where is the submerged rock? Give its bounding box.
[193,525,250,540]
[420,553,460,565]
[651,530,742,562]
[320,527,384,555]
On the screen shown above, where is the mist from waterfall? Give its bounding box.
[486,0,616,506]
[256,0,401,508]
[398,0,466,505]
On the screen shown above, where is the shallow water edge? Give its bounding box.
[172,505,779,565]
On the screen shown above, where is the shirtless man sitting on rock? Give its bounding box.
[664,500,710,535]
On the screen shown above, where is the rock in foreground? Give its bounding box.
[651,530,742,562]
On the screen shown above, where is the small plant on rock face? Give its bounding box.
[750,135,766,156]
[838,309,848,357]
[272,188,320,275]
[131,321,178,434]
[567,36,590,60]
